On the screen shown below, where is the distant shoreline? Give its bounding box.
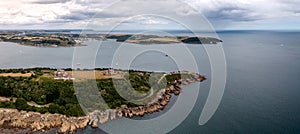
[0,32,222,48]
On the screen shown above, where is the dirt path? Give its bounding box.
[135,74,167,102]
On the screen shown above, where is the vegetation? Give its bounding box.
[0,68,85,116]
[0,68,187,117]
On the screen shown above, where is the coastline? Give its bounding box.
[0,41,86,48]
[0,33,222,48]
[0,74,205,133]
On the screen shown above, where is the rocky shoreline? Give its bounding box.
[0,73,206,133]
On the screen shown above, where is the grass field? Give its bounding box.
[67,70,125,79]
[37,70,126,80]
[0,73,33,77]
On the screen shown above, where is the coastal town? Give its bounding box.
[0,32,80,47]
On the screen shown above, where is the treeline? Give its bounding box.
[0,68,44,74]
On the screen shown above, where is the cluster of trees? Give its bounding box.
[165,74,182,83]
[0,68,36,74]
[0,69,85,117]
[0,98,84,116]
[0,75,85,116]
[128,72,151,93]
[106,34,133,42]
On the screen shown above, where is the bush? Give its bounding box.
[15,98,28,110]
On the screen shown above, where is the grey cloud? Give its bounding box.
[58,10,125,21]
[56,0,198,22]
[203,6,262,21]
[74,0,114,5]
[28,0,71,4]
[276,0,300,14]
[45,19,74,24]
[59,11,96,21]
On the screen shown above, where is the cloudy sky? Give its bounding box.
[0,0,299,30]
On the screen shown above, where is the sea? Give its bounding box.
[0,30,299,133]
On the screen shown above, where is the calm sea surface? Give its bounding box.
[0,31,299,133]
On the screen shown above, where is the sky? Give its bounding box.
[0,0,299,30]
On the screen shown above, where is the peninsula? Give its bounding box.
[0,33,81,47]
[0,68,206,133]
[105,34,223,44]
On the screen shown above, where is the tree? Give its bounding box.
[15,98,28,111]
[48,103,61,114]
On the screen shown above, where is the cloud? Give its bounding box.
[124,16,169,25]
[182,0,300,21]
[203,7,262,21]
[59,11,96,21]
[26,0,71,4]
[0,0,299,29]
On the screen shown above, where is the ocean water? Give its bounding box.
[169,31,300,134]
[0,31,300,133]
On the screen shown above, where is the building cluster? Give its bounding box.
[0,33,75,47]
[103,69,118,75]
[54,70,75,80]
